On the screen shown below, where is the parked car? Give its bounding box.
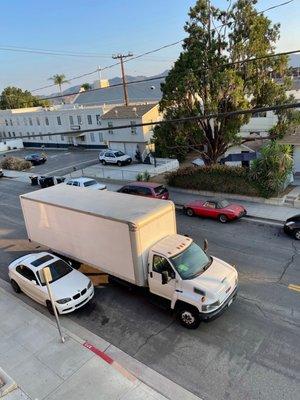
[184,199,247,223]
[99,150,132,166]
[284,215,300,240]
[117,182,169,199]
[65,177,106,191]
[25,153,47,165]
[8,252,94,314]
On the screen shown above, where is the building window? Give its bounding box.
[45,117,49,126]
[40,134,43,141]
[57,116,62,125]
[90,132,95,142]
[87,115,92,125]
[69,116,74,125]
[61,135,65,141]
[98,132,103,142]
[96,115,101,125]
[13,132,16,137]
[8,132,11,138]
[36,117,40,126]
[79,135,85,142]
[32,131,35,139]
[108,122,113,134]
[130,120,137,134]
[29,117,33,126]
[253,111,267,118]
[5,119,8,126]
[3,132,6,138]
[10,119,13,126]
[77,115,82,125]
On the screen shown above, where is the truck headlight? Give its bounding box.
[57,297,71,304]
[202,300,220,311]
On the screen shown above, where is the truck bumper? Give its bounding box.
[199,286,238,321]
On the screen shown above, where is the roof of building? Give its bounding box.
[278,126,300,145]
[74,78,163,106]
[101,104,157,120]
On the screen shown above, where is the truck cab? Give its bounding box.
[148,234,238,328]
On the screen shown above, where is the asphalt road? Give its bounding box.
[0,178,299,400]
[1,148,99,175]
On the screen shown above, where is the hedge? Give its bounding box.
[168,165,261,197]
[1,156,32,171]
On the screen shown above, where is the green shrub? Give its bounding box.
[168,165,261,197]
[1,156,32,171]
[136,171,151,182]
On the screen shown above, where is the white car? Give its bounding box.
[8,252,94,314]
[99,150,132,166]
[65,177,106,190]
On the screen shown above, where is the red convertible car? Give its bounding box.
[184,199,247,223]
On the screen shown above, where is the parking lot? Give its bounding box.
[1,148,100,176]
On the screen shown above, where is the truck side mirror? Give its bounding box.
[203,239,208,252]
[161,271,169,285]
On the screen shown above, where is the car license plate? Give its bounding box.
[228,298,233,307]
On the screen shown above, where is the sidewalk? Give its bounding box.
[0,285,199,400]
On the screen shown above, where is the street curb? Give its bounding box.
[174,204,285,224]
[0,279,202,400]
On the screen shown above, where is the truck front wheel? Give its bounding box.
[177,307,200,329]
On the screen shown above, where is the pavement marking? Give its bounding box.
[44,158,98,175]
[64,152,71,155]
[288,284,300,292]
[49,155,58,159]
[83,341,137,382]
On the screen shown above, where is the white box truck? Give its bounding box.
[20,185,238,328]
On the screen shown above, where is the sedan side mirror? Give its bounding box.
[161,271,169,285]
[203,239,208,253]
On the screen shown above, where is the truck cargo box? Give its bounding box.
[20,185,176,286]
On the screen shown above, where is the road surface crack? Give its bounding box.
[133,319,175,357]
[278,242,298,283]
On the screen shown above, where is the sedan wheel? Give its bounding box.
[11,279,21,293]
[219,214,228,223]
[294,229,300,240]
[186,208,194,217]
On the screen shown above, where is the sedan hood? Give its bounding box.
[224,204,245,214]
[119,155,131,161]
[50,269,90,300]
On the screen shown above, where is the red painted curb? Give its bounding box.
[83,341,113,365]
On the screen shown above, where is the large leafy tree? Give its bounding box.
[154,0,292,163]
[0,86,49,109]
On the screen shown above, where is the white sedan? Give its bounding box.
[8,252,94,314]
[65,177,106,190]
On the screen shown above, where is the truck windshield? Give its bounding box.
[170,242,211,280]
[38,260,73,286]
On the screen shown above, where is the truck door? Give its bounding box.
[148,254,177,300]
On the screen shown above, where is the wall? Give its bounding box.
[0,139,23,152]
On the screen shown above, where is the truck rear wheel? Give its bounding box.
[177,306,200,329]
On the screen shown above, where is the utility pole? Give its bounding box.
[112,53,133,106]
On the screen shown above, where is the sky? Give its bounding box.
[0,0,298,94]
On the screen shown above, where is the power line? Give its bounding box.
[34,48,300,102]
[4,101,300,141]
[0,46,114,58]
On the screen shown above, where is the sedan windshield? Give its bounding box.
[84,180,97,187]
[170,242,211,280]
[38,260,72,286]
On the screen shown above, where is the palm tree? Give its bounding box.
[81,83,92,91]
[49,74,69,98]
